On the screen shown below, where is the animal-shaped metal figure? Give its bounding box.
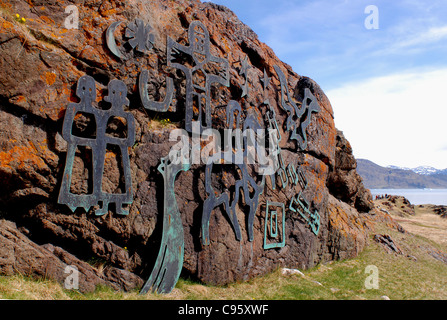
[201,101,264,245]
[274,65,320,150]
[58,76,135,215]
[167,20,229,133]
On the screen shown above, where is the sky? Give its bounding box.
[204,0,447,169]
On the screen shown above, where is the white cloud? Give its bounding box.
[326,68,447,169]
[374,25,447,57]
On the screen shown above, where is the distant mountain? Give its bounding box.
[386,165,447,176]
[411,166,441,175]
[387,166,447,176]
[357,159,447,189]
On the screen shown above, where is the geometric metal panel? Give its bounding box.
[263,200,285,249]
[289,191,320,235]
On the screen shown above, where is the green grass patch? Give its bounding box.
[1,220,446,300]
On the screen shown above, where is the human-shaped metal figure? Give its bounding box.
[231,112,265,241]
[94,79,136,216]
[167,20,229,133]
[58,75,101,213]
[58,76,135,216]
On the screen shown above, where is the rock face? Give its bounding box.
[328,130,373,213]
[0,0,372,292]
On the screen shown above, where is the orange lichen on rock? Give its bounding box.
[45,72,57,86]
[39,15,54,25]
[2,21,14,29]
[100,8,117,17]
[0,144,48,171]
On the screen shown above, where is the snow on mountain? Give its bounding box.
[387,165,410,171]
[386,165,447,175]
[412,166,440,175]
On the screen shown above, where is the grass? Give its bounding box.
[1,212,446,300]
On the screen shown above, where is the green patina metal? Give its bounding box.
[289,191,320,235]
[263,201,285,249]
[287,163,299,186]
[201,101,265,244]
[140,152,190,294]
[167,20,229,133]
[274,65,321,151]
[58,76,135,215]
[56,17,326,295]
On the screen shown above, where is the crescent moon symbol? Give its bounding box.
[106,21,127,60]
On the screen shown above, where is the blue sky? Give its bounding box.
[205,0,447,169]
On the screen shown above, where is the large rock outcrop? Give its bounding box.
[0,0,372,292]
[328,130,374,213]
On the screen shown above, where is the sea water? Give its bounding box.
[370,189,447,205]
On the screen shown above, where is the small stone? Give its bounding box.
[281,268,305,277]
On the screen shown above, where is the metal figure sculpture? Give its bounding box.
[289,191,320,235]
[263,201,285,249]
[201,101,241,245]
[95,79,135,216]
[201,101,264,245]
[231,113,265,242]
[58,75,99,212]
[239,55,251,98]
[125,18,155,53]
[139,69,175,112]
[274,65,320,150]
[295,88,321,150]
[106,18,154,60]
[140,150,190,294]
[106,21,127,60]
[262,69,280,189]
[261,68,271,105]
[167,20,229,133]
[58,76,135,215]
